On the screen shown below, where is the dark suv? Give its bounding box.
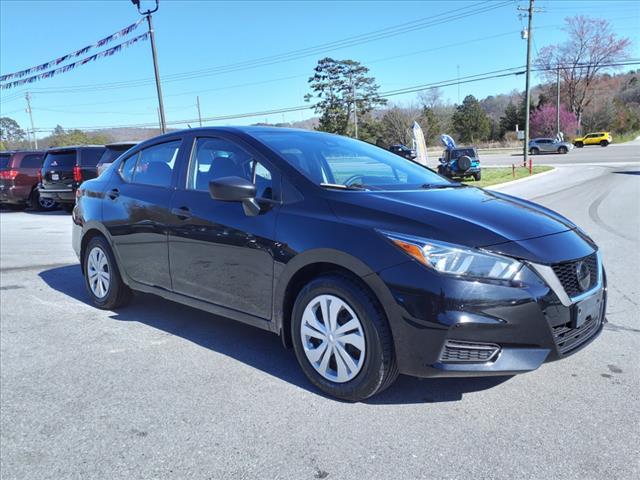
[73,127,605,401]
[0,150,57,210]
[96,142,138,176]
[39,145,105,211]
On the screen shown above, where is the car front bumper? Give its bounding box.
[374,255,606,378]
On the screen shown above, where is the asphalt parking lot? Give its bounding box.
[1,146,639,479]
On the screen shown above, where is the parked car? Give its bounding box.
[389,144,416,160]
[39,145,106,212]
[96,141,138,176]
[73,127,606,401]
[529,138,573,155]
[573,132,612,148]
[437,147,481,181]
[0,150,57,210]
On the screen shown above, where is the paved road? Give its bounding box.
[1,155,639,479]
[479,141,640,167]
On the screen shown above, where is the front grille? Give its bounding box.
[551,253,598,297]
[552,314,602,355]
[439,340,500,363]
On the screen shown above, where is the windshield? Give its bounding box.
[253,130,449,190]
[43,151,76,169]
[0,154,11,169]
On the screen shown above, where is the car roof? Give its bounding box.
[0,150,44,154]
[45,145,105,152]
[105,141,139,148]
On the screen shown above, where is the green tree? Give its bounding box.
[0,117,27,148]
[305,57,386,136]
[452,95,491,143]
[499,102,519,136]
[420,107,441,146]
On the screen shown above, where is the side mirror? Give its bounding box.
[209,176,260,216]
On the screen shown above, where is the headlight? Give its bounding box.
[381,231,522,280]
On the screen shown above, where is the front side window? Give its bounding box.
[254,131,450,190]
[187,137,274,198]
[130,141,180,187]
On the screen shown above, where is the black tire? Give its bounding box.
[29,189,57,211]
[529,147,540,155]
[457,155,472,171]
[600,140,609,147]
[61,203,75,213]
[575,142,583,148]
[558,146,568,154]
[83,235,132,310]
[473,172,481,181]
[291,274,398,401]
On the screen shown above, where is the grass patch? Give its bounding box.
[463,166,554,188]
[614,131,640,144]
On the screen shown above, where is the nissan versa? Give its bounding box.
[72,127,606,401]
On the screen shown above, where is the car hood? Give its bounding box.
[328,186,579,253]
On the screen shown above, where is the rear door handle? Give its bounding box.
[107,188,119,200]
[171,206,192,220]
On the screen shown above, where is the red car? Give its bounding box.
[0,150,56,210]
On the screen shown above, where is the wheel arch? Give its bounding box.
[78,222,114,274]
[274,249,399,349]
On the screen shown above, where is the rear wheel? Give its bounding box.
[291,274,398,401]
[600,140,609,147]
[575,142,584,148]
[558,146,568,154]
[529,147,540,155]
[473,172,481,181]
[83,235,132,309]
[61,203,74,213]
[30,190,57,211]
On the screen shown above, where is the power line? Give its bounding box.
[31,60,639,132]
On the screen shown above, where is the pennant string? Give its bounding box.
[0,32,149,90]
[0,18,144,82]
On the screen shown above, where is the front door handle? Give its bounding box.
[171,206,192,220]
[107,188,119,200]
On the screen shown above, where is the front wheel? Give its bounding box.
[558,146,568,154]
[575,142,584,148]
[83,235,132,309]
[600,140,609,147]
[291,275,398,401]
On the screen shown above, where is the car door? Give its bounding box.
[167,134,280,319]
[102,139,185,290]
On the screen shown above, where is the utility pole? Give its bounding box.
[132,0,166,133]
[457,65,460,103]
[350,72,358,139]
[556,65,561,137]
[518,0,535,169]
[196,96,202,127]
[25,92,37,149]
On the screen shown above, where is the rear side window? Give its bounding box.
[20,154,44,168]
[81,148,106,166]
[119,141,181,187]
[0,154,11,169]
[43,151,76,169]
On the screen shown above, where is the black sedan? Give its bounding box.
[72,127,606,401]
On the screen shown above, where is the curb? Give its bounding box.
[486,166,558,191]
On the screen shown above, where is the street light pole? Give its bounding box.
[132,0,166,134]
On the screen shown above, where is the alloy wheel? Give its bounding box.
[38,196,56,210]
[300,294,366,383]
[87,246,110,298]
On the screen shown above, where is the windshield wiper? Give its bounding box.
[320,182,369,191]
[421,183,463,189]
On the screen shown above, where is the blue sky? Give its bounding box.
[1,0,638,137]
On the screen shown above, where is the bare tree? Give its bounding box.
[380,105,421,146]
[417,87,443,110]
[536,16,631,131]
